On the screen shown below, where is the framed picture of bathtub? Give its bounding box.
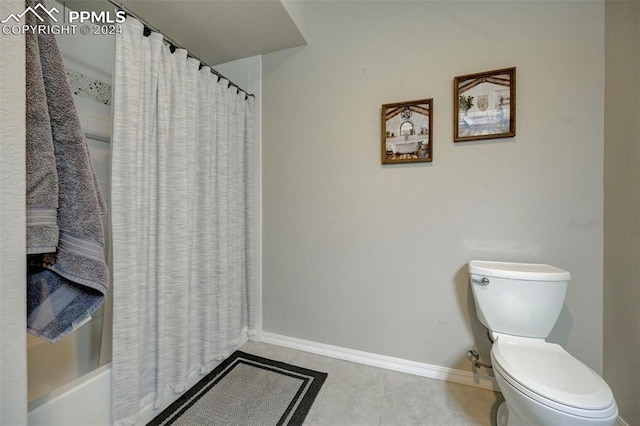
[454,67,516,142]
[381,98,433,164]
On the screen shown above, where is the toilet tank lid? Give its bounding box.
[468,261,570,281]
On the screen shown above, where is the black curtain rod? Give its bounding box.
[104,0,254,100]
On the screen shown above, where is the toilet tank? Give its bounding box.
[468,261,570,339]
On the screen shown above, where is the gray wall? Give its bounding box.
[262,1,605,374]
[604,1,640,424]
[0,0,27,422]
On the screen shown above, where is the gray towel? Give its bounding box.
[25,2,59,254]
[26,0,109,343]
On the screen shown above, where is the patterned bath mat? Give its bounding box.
[147,350,327,426]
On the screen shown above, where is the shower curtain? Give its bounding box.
[111,17,255,425]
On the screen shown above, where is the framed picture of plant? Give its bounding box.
[453,67,515,142]
[381,98,433,164]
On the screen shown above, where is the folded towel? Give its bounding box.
[25,4,59,255]
[26,0,109,343]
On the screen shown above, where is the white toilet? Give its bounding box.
[468,260,618,426]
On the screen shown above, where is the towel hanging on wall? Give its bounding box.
[25,0,58,254]
[25,0,109,343]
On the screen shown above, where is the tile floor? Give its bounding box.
[240,341,504,426]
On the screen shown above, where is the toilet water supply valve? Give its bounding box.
[466,349,492,369]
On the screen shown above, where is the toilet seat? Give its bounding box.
[491,336,617,419]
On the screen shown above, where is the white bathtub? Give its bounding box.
[28,363,112,426]
[27,363,178,426]
[392,140,423,154]
[385,138,425,154]
[27,351,238,425]
[27,362,198,426]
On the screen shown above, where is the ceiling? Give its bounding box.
[65,0,307,66]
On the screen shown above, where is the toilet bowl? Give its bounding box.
[468,261,618,426]
[491,335,618,426]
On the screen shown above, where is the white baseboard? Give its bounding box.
[616,416,629,426]
[260,332,499,392]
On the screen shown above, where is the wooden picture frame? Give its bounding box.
[381,98,433,164]
[454,67,515,142]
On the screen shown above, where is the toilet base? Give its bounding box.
[496,401,531,426]
[495,387,618,426]
[497,402,508,426]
